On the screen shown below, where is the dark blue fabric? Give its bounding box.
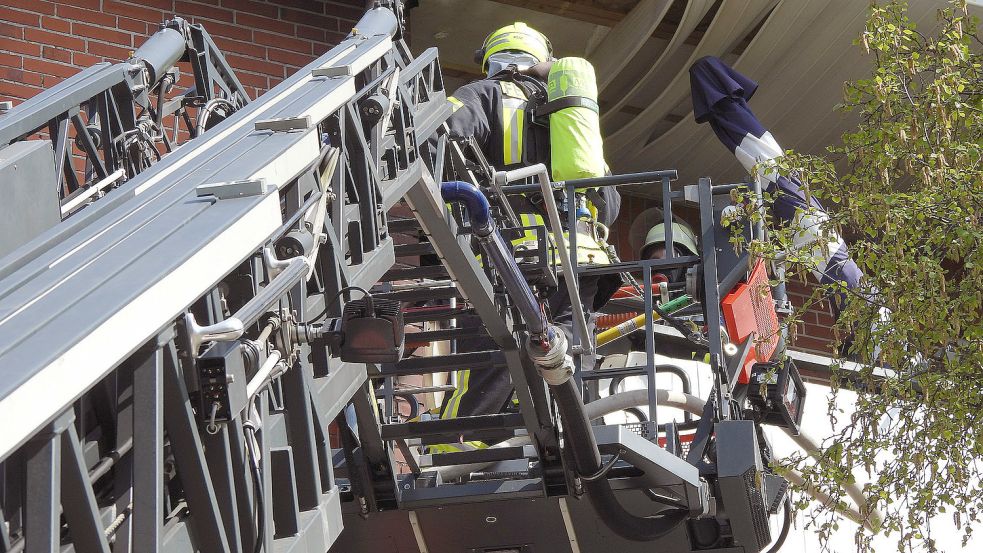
[690,56,758,124]
[690,56,862,317]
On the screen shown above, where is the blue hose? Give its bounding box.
[440,181,547,337]
[440,181,494,237]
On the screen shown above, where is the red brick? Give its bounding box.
[323,30,347,44]
[1,38,40,57]
[0,0,56,16]
[324,1,364,22]
[295,24,325,42]
[814,310,836,327]
[221,0,278,18]
[212,37,266,58]
[42,45,73,63]
[138,0,176,11]
[73,22,132,46]
[324,29,351,46]
[227,54,284,77]
[269,76,283,88]
[0,80,43,101]
[235,12,294,36]
[312,36,347,56]
[791,335,834,354]
[86,40,133,60]
[117,17,149,34]
[803,321,834,338]
[104,1,166,23]
[40,15,71,33]
[268,47,313,68]
[279,7,337,31]
[253,30,310,54]
[174,1,235,23]
[187,18,252,41]
[0,8,40,26]
[235,70,268,89]
[57,5,117,27]
[25,27,84,50]
[42,74,64,87]
[275,0,325,14]
[0,52,19,68]
[57,0,103,10]
[73,52,101,66]
[0,22,24,39]
[24,57,79,79]
[0,67,43,86]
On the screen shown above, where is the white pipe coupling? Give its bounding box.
[527,327,574,386]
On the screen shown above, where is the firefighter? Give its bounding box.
[435,22,622,433]
[640,221,699,260]
[640,220,699,282]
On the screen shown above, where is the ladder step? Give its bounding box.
[389,218,424,232]
[395,242,436,256]
[375,286,462,303]
[380,350,505,377]
[428,446,528,467]
[382,264,449,281]
[381,413,524,440]
[403,306,471,323]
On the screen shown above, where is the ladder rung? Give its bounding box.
[381,413,524,440]
[380,350,505,376]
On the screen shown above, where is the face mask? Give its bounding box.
[486,52,540,76]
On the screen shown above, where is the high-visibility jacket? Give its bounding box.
[444,73,621,228]
[445,77,548,170]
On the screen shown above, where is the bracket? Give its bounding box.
[312,66,353,78]
[196,178,272,200]
[254,115,312,132]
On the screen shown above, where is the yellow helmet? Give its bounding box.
[474,22,553,73]
[641,221,699,258]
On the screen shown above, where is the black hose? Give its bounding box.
[551,380,688,541]
[243,424,265,553]
[764,497,792,553]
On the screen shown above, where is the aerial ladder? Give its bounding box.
[0,2,852,552]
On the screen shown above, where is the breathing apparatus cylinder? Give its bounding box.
[546,57,605,182]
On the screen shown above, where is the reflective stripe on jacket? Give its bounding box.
[445,79,547,170]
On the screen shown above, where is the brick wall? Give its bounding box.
[0,0,367,104]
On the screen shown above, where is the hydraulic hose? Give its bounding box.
[440,180,494,236]
[440,181,547,338]
[764,497,792,553]
[552,379,688,541]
